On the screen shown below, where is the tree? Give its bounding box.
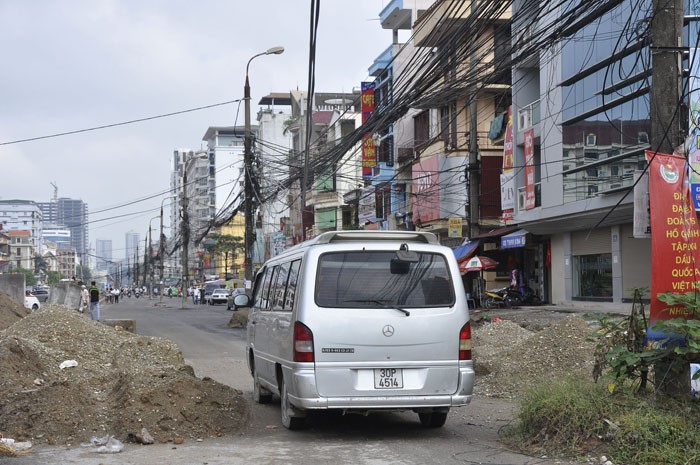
[16,267,37,286]
[47,271,63,284]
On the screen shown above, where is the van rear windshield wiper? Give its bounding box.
[342,299,411,316]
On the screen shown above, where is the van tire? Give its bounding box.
[252,366,272,404]
[418,411,448,428]
[280,377,307,430]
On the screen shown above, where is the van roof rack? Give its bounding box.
[311,230,439,245]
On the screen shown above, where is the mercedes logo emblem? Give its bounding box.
[382,325,395,337]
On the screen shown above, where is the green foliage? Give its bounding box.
[46,271,63,284]
[503,379,613,454]
[505,380,700,464]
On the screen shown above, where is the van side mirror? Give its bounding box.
[233,293,251,308]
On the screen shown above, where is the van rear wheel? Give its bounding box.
[418,411,448,428]
[280,377,307,430]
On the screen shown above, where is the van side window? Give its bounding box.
[259,267,276,310]
[270,262,290,311]
[251,268,268,308]
[283,259,302,311]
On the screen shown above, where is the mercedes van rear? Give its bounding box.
[234,230,474,429]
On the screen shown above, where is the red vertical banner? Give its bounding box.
[646,150,700,344]
[361,82,376,176]
[524,128,535,210]
[500,106,515,221]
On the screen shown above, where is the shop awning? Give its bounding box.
[453,240,480,263]
[500,229,529,249]
[472,225,520,240]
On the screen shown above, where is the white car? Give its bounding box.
[209,288,231,306]
[24,293,41,312]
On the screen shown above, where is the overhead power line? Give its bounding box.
[0,99,242,146]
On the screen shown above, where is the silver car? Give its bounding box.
[234,230,474,429]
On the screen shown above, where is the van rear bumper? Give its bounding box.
[288,365,475,410]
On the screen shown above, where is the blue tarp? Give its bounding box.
[453,240,480,262]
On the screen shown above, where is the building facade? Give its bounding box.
[38,198,88,266]
[95,238,113,271]
[0,200,43,253]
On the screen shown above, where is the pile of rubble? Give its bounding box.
[472,315,598,398]
[0,295,247,446]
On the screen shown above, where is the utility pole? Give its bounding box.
[467,0,480,241]
[181,158,190,309]
[159,202,165,306]
[650,0,685,397]
[650,0,683,154]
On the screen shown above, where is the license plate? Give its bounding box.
[374,368,403,389]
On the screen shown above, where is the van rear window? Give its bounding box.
[315,251,454,308]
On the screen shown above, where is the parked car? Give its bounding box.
[24,292,41,312]
[209,288,231,306]
[31,288,50,303]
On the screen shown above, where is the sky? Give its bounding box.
[0,0,391,261]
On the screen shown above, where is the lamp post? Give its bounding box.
[244,46,285,283]
[181,151,208,308]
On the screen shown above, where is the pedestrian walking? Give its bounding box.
[88,281,101,321]
[79,284,89,313]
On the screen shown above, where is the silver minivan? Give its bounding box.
[233,230,474,429]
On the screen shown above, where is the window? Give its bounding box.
[283,260,302,311]
[638,132,649,144]
[315,251,453,308]
[270,262,290,310]
[573,254,613,299]
[440,102,458,149]
[414,111,430,147]
[378,134,394,166]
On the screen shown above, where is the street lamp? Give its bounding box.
[181,151,208,308]
[244,46,285,283]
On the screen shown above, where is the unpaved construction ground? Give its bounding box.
[0,292,603,461]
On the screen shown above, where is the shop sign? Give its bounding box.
[524,128,535,210]
[645,150,700,345]
[361,82,376,176]
[448,217,462,238]
[501,106,515,217]
[411,155,440,223]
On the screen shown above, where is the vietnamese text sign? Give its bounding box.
[501,106,515,219]
[524,128,535,210]
[361,82,376,176]
[646,150,700,344]
[448,217,462,238]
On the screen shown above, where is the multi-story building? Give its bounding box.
[286,91,361,244]
[0,200,43,252]
[256,93,294,259]
[38,198,88,266]
[0,226,9,272]
[124,231,140,263]
[507,0,664,306]
[170,148,215,282]
[7,230,35,271]
[95,239,113,271]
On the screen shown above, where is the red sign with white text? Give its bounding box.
[646,150,700,344]
[524,128,535,210]
[361,82,376,176]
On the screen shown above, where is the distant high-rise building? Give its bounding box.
[0,200,43,251]
[125,231,140,262]
[38,197,88,266]
[95,239,113,271]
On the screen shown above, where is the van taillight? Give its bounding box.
[294,322,314,362]
[459,322,472,360]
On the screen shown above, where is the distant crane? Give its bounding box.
[50,182,58,201]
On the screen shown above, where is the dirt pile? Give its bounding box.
[0,304,247,445]
[0,291,28,331]
[473,315,596,398]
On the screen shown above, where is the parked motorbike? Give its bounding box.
[482,287,511,309]
[505,286,542,306]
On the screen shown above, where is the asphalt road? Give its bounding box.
[9,297,584,465]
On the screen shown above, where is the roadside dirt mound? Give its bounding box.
[227,308,249,328]
[473,315,596,398]
[0,305,247,445]
[0,291,28,331]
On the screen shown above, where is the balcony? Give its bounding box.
[517,100,540,132]
[369,45,395,77]
[414,0,511,47]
